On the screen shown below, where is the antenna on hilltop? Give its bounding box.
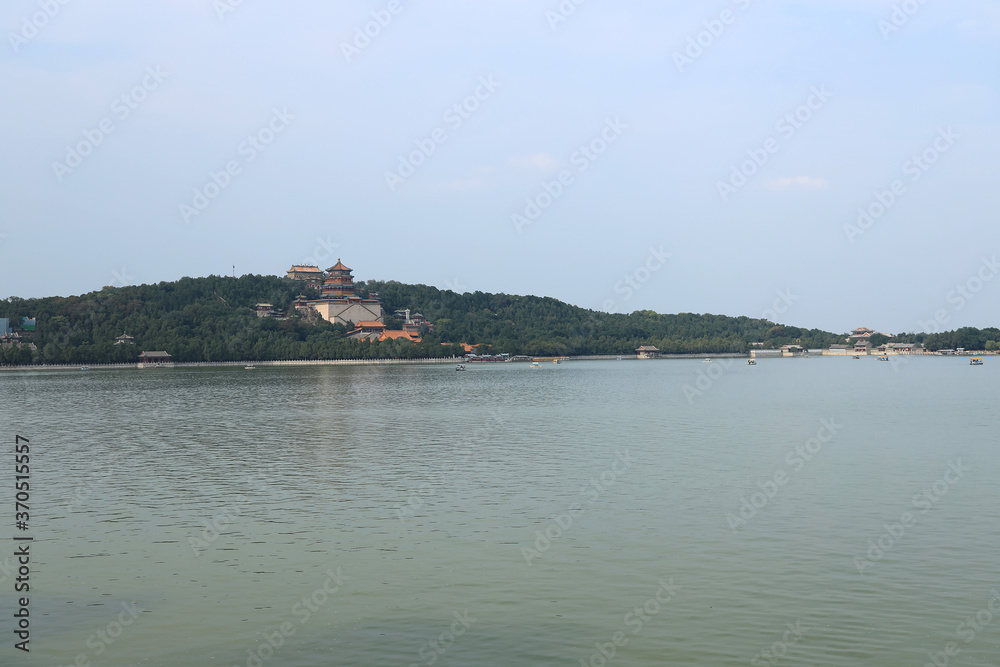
[232,265,235,278]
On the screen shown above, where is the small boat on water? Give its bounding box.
[80,366,90,370]
[704,358,712,363]
[852,355,860,360]
[747,359,756,365]
[245,365,255,370]
[878,356,889,362]
[530,362,541,368]
[456,364,466,371]
[970,358,984,366]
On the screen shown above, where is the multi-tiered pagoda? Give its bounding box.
[294,259,383,326]
[321,260,357,298]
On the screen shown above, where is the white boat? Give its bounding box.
[747,359,756,365]
[456,364,466,371]
[970,358,984,366]
[530,362,541,368]
[877,356,888,362]
[704,358,712,363]
[245,365,255,370]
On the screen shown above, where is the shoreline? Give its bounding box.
[0,351,993,372]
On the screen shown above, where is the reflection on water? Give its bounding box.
[2,358,998,666]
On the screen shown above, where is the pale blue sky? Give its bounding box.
[2,0,998,334]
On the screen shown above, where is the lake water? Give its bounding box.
[2,357,998,666]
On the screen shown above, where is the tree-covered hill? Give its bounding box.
[365,280,845,356]
[2,274,994,366]
[0,275,461,365]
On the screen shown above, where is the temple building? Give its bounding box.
[114,332,135,345]
[295,259,383,326]
[286,265,326,289]
[346,321,387,340]
[138,351,173,368]
[380,330,422,343]
[636,345,660,359]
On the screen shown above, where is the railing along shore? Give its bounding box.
[1,351,994,371]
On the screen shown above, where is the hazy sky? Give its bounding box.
[2,0,998,334]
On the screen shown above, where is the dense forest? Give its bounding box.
[0,275,461,365]
[363,280,846,355]
[0,274,995,365]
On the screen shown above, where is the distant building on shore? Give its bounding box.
[636,345,660,359]
[138,351,173,368]
[881,343,924,355]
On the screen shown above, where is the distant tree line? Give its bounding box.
[892,328,1000,352]
[366,280,846,354]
